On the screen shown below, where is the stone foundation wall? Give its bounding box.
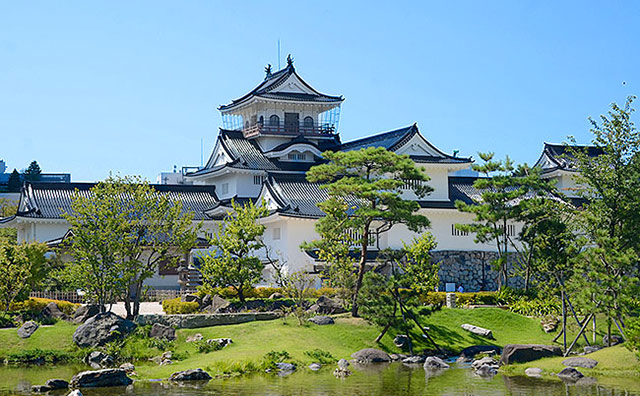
[432,250,524,292]
[136,312,280,329]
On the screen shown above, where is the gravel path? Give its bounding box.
[109,301,165,316]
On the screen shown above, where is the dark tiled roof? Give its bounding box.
[265,174,330,218]
[219,64,343,111]
[535,143,604,173]
[448,177,484,205]
[15,182,218,221]
[266,134,340,154]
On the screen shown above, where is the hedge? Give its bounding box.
[9,297,80,316]
[162,297,199,314]
[419,291,500,306]
[207,286,338,300]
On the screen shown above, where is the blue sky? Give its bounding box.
[1,1,638,181]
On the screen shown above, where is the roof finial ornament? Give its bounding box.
[265,64,272,78]
[286,54,294,67]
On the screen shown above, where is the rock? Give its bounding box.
[307,296,346,315]
[275,362,296,372]
[73,312,136,348]
[186,333,204,343]
[208,338,233,348]
[525,367,543,377]
[32,385,52,392]
[308,316,334,325]
[557,367,584,381]
[169,368,212,381]
[337,359,350,370]
[162,351,173,360]
[85,351,113,369]
[309,363,322,371]
[351,348,391,363]
[423,356,450,370]
[475,364,498,377]
[201,294,212,308]
[119,363,135,373]
[149,323,176,341]
[461,323,493,339]
[562,357,598,369]
[393,334,411,349]
[45,379,69,389]
[389,353,408,361]
[42,302,67,320]
[459,345,501,360]
[603,335,623,346]
[540,316,559,333]
[583,345,603,354]
[200,295,232,313]
[67,391,83,396]
[17,321,39,338]
[181,294,201,304]
[471,356,497,371]
[72,305,102,324]
[402,355,426,364]
[269,292,284,299]
[69,369,133,388]
[500,344,562,365]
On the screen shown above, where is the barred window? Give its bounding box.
[253,175,265,185]
[343,229,376,247]
[452,224,469,236]
[499,224,517,236]
[402,179,425,190]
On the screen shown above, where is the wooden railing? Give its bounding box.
[30,289,191,303]
[243,123,336,139]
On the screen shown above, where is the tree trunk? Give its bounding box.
[238,286,245,303]
[561,290,567,351]
[351,228,369,317]
[607,317,612,347]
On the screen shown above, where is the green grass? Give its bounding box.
[0,321,77,355]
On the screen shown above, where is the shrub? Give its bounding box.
[0,313,15,328]
[262,350,291,370]
[509,297,561,317]
[206,286,338,300]
[162,298,199,314]
[193,339,221,354]
[9,297,80,316]
[1,348,79,364]
[625,317,640,354]
[304,349,336,364]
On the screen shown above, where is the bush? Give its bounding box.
[9,297,80,316]
[162,298,199,314]
[193,339,221,354]
[0,313,15,328]
[262,350,291,370]
[0,348,79,364]
[206,286,338,300]
[304,349,336,364]
[626,317,640,354]
[509,297,561,317]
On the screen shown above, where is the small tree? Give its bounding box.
[200,200,269,302]
[0,239,48,313]
[282,271,314,325]
[306,147,432,316]
[0,197,17,218]
[7,169,21,192]
[24,161,42,182]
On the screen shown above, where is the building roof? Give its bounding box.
[534,143,604,174]
[340,124,472,164]
[218,62,343,112]
[12,182,219,221]
[264,173,330,218]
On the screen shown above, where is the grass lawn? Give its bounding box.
[0,321,77,355]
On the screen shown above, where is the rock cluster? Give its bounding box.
[334,359,351,378]
[307,296,347,315]
[85,351,113,369]
[471,356,499,377]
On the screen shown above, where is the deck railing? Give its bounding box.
[242,122,336,139]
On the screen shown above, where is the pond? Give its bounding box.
[0,363,638,396]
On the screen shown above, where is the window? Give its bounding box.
[273,227,281,240]
[499,224,517,237]
[221,183,229,195]
[452,224,469,237]
[402,179,425,190]
[258,115,264,125]
[303,116,314,129]
[343,229,376,247]
[269,114,280,126]
[287,151,306,161]
[253,175,265,185]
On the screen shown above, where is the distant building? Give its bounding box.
[0,159,71,191]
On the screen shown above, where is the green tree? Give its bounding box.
[63,176,200,318]
[0,239,48,313]
[568,96,640,344]
[200,200,269,302]
[7,169,21,192]
[455,155,555,290]
[24,161,42,182]
[306,147,432,316]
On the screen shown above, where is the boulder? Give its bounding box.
[389,353,408,361]
[67,391,83,396]
[210,295,231,311]
[42,302,67,320]
[402,355,426,364]
[149,323,176,341]
[69,369,133,388]
[393,334,411,349]
[269,292,284,299]
[459,345,501,360]
[351,348,391,363]
[308,316,334,325]
[603,335,623,346]
[557,367,584,381]
[119,363,135,373]
[475,364,498,377]
[208,338,233,348]
[424,356,450,370]
[85,351,113,369]
[540,316,559,333]
[32,385,52,392]
[72,305,102,324]
[309,363,322,371]
[73,312,136,348]
[181,294,201,304]
[461,323,494,339]
[337,359,350,370]
[583,345,603,354]
[472,356,499,377]
[17,321,39,338]
[500,344,562,365]
[562,357,598,369]
[169,368,212,381]
[45,379,69,389]
[275,362,296,372]
[186,333,204,343]
[524,367,543,377]
[201,294,213,308]
[307,296,347,315]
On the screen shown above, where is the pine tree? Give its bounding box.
[7,169,21,192]
[24,161,41,182]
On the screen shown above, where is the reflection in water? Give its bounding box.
[0,363,638,396]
